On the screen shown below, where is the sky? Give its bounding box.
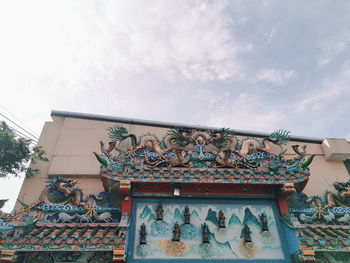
[0,0,350,211]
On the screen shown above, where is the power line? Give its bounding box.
[0,105,40,138]
[5,123,38,144]
[0,114,39,142]
[0,112,39,141]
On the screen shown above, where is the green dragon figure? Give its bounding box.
[327,180,350,207]
[95,125,300,170]
[39,177,84,206]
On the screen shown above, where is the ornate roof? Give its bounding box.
[299,226,350,252]
[0,224,126,251]
[0,176,128,262]
[286,181,350,261]
[95,125,314,186]
[101,166,310,185]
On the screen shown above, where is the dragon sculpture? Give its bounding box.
[288,179,350,210]
[39,176,84,206]
[327,180,350,207]
[39,176,114,209]
[94,125,312,171]
[287,179,350,225]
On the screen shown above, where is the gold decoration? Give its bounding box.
[157,240,190,257]
[84,198,96,216]
[238,240,258,258]
[315,203,328,219]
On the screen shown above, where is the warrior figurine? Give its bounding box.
[202,223,210,243]
[240,224,252,243]
[156,204,164,221]
[218,210,226,228]
[172,222,181,242]
[184,206,191,225]
[140,223,147,245]
[259,212,269,232]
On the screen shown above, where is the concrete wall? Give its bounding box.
[15,115,350,208]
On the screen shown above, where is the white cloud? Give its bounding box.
[265,27,275,44]
[317,31,350,66]
[0,0,248,134]
[0,1,245,99]
[237,16,249,24]
[257,69,296,85]
[1,0,350,212]
[82,0,243,82]
[205,92,287,132]
[0,0,244,85]
[295,62,350,113]
[124,1,242,81]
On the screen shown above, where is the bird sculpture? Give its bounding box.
[292,145,306,156]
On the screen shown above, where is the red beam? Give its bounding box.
[133,182,274,196]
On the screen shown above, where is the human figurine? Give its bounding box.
[140,223,147,245]
[259,212,269,232]
[202,223,210,244]
[184,206,191,225]
[172,222,181,242]
[218,210,226,228]
[156,204,164,221]
[240,224,252,243]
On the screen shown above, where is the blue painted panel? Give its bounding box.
[127,198,292,263]
[282,224,299,255]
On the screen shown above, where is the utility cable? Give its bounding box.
[5,123,38,144]
[0,112,39,141]
[0,120,38,143]
[0,104,40,138]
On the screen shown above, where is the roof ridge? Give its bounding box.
[51,110,324,143]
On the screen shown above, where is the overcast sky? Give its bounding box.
[1,0,350,211]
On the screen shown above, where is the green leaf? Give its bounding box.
[0,121,48,178]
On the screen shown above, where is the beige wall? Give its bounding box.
[15,115,350,208]
[304,155,349,196]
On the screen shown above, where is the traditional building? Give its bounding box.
[1,110,350,262]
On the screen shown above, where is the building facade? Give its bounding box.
[1,110,350,262]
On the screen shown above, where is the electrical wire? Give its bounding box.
[0,119,38,143]
[5,123,38,144]
[0,112,39,141]
[0,104,40,138]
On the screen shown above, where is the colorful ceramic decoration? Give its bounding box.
[95,125,314,186]
[286,179,350,261]
[132,202,285,260]
[96,125,306,170]
[288,179,350,225]
[0,224,126,251]
[0,176,126,258]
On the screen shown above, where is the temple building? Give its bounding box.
[1,110,350,262]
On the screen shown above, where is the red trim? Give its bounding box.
[121,196,132,215]
[100,172,309,186]
[133,182,274,196]
[119,181,131,196]
[277,197,289,214]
